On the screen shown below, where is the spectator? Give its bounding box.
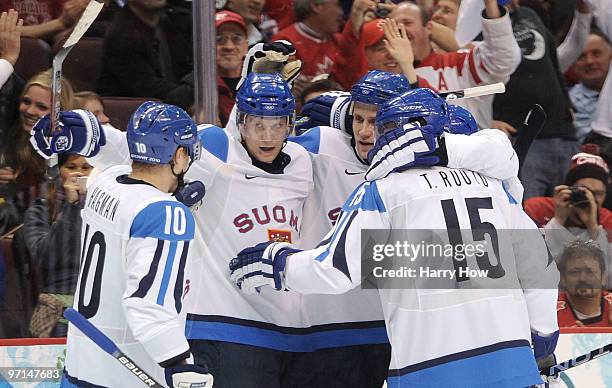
[298,76,343,108]
[74,91,110,124]
[0,9,22,141]
[96,0,193,109]
[0,69,74,217]
[223,0,265,45]
[385,0,520,129]
[0,9,22,90]
[557,241,612,327]
[586,0,612,156]
[431,0,459,30]
[216,10,248,127]
[492,0,593,200]
[0,0,88,41]
[273,0,371,89]
[24,153,92,337]
[570,32,612,143]
[524,148,612,286]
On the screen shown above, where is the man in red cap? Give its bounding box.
[525,146,612,286]
[216,10,249,126]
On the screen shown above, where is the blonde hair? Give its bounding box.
[74,90,104,110]
[11,69,75,176]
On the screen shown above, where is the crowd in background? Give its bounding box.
[0,0,611,337]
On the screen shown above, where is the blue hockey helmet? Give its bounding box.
[448,105,478,135]
[375,88,450,135]
[127,101,198,165]
[350,70,411,107]
[236,72,296,141]
[236,73,295,118]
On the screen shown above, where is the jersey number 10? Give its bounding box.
[77,224,107,319]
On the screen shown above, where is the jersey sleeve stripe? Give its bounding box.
[172,241,190,313]
[130,239,165,298]
[156,241,178,306]
[331,210,358,281]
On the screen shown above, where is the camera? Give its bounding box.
[569,186,590,209]
[375,6,390,18]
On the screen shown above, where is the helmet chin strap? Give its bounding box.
[170,148,194,190]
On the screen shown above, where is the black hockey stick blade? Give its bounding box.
[513,104,547,177]
[541,342,612,376]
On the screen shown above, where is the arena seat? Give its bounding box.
[101,97,153,130]
[63,37,105,92]
[13,37,52,81]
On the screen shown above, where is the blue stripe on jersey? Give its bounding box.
[157,241,178,305]
[502,181,517,204]
[288,126,321,154]
[130,201,195,241]
[130,240,165,298]
[331,211,358,279]
[342,181,386,213]
[387,340,540,388]
[173,241,189,313]
[61,370,106,388]
[198,124,229,162]
[185,319,389,351]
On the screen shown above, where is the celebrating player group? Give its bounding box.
[30,42,560,388]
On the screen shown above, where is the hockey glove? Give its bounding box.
[229,241,301,294]
[165,364,214,388]
[532,330,562,388]
[30,110,106,159]
[296,91,352,134]
[365,123,443,181]
[238,40,302,89]
[174,180,206,211]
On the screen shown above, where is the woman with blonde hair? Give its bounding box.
[0,69,75,219]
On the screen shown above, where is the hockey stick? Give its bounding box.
[439,82,505,101]
[540,342,612,377]
[63,308,165,388]
[46,0,104,180]
[511,104,547,177]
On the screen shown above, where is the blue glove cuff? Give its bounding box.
[532,330,559,361]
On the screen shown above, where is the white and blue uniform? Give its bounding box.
[88,125,319,351]
[63,165,195,387]
[288,126,523,349]
[282,166,559,388]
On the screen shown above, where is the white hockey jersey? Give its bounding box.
[283,166,559,388]
[289,127,389,346]
[63,165,195,387]
[89,125,318,352]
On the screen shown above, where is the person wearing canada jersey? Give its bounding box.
[557,240,612,328]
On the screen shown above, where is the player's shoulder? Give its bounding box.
[198,123,230,162]
[290,126,352,156]
[342,181,387,213]
[129,198,195,242]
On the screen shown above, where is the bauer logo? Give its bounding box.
[118,356,157,386]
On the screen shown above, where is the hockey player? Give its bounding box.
[229,89,560,388]
[34,74,320,387]
[286,72,523,387]
[34,70,522,387]
[54,103,213,387]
